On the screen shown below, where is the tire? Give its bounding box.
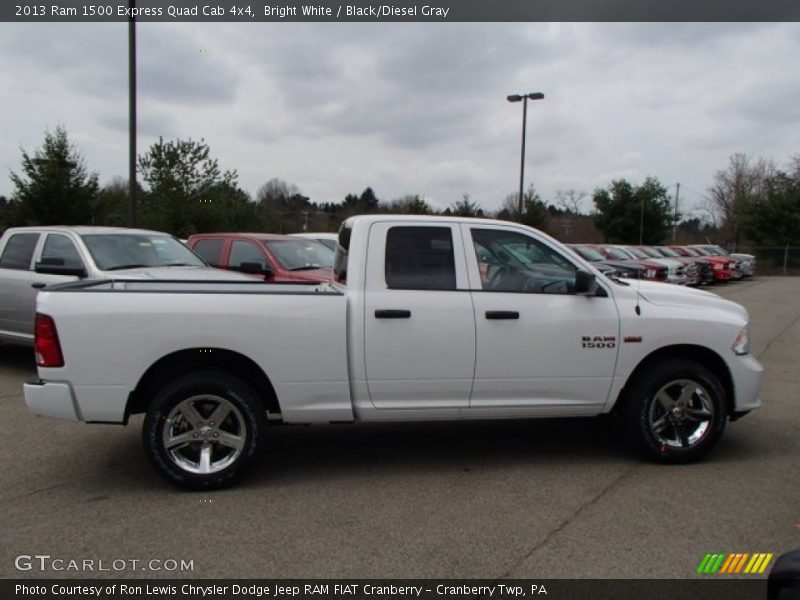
[622,359,727,463]
[142,370,266,490]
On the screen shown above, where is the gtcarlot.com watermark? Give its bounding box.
[15,554,194,572]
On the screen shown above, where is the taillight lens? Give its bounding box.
[35,313,64,367]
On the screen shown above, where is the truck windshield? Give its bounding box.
[265,240,334,271]
[81,234,206,271]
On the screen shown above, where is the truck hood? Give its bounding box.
[104,266,254,281]
[625,279,748,320]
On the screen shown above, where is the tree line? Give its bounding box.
[2,126,798,249]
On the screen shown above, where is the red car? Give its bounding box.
[186,233,335,283]
[669,245,732,282]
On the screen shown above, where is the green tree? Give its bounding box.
[387,194,433,214]
[138,137,239,236]
[448,193,484,217]
[497,185,548,228]
[739,171,800,246]
[10,126,98,225]
[593,177,673,244]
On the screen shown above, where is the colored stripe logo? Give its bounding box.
[697,553,773,574]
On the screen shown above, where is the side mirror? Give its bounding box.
[238,262,274,278]
[35,258,87,278]
[574,269,598,295]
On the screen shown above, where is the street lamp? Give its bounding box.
[507,92,544,217]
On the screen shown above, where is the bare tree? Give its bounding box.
[708,153,774,249]
[554,189,588,214]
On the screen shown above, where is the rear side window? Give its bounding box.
[0,233,39,270]
[192,239,225,267]
[385,226,456,291]
[42,234,84,268]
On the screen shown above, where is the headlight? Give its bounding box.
[646,269,656,278]
[713,263,723,270]
[732,325,750,355]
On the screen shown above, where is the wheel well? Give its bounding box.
[616,345,735,416]
[126,348,280,421]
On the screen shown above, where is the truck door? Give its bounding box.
[462,224,619,413]
[363,222,475,409]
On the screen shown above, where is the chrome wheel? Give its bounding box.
[648,379,714,449]
[162,394,246,475]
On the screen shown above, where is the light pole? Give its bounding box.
[128,2,137,227]
[507,92,544,217]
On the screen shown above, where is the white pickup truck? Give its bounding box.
[23,215,763,489]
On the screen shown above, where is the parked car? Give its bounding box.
[691,244,755,277]
[186,233,335,283]
[290,232,338,251]
[670,245,733,283]
[24,215,762,489]
[652,246,714,286]
[591,244,669,282]
[569,244,646,279]
[621,246,688,285]
[0,226,251,345]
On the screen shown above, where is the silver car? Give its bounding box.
[0,226,250,345]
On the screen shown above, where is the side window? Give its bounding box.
[192,239,224,267]
[41,234,84,268]
[471,228,577,294]
[0,233,40,270]
[385,226,456,291]
[229,240,266,270]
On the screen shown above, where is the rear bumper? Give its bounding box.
[23,377,81,421]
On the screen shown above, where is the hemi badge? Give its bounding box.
[624,335,642,343]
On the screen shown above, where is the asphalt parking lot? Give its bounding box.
[1,276,798,580]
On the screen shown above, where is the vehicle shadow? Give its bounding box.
[73,416,633,493]
[0,343,36,377]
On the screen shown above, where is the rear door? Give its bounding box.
[363,222,475,409]
[0,232,41,340]
[463,224,620,413]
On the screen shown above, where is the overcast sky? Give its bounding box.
[1,22,798,216]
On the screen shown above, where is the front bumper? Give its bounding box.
[729,353,764,413]
[23,378,81,421]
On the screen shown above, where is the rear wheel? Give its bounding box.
[143,371,266,489]
[622,359,727,463]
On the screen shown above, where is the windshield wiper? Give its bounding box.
[289,265,324,271]
[163,263,196,267]
[105,264,150,271]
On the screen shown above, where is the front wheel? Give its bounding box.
[143,371,266,489]
[622,359,727,463]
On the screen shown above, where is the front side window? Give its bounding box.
[229,240,267,270]
[472,228,576,294]
[0,233,40,270]
[42,234,84,268]
[385,226,456,290]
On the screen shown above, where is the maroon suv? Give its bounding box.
[186,233,335,283]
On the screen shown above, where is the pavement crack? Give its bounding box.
[757,310,800,359]
[497,465,637,579]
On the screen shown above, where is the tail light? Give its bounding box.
[35,313,64,368]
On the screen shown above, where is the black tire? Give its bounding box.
[142,370,266,490]
[622,359,727,463]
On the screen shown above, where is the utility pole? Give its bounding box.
[128,3,137,227]
[672,182,680,242]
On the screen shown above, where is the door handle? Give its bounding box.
[485,310,519,320]
[375,309,411,319]
[31,282,46,289]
